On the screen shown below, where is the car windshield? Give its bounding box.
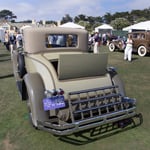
[45,34,78,48]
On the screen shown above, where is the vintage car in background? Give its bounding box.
[12,27,142,136]
[109,38,126,52]
[109,31,150,57]
[129,31,150,57]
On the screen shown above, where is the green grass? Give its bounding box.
[0,44,150,150]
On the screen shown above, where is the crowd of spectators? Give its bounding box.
[4,30,22,53]
[88,32,116,53]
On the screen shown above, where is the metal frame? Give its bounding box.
[37,85,142,136]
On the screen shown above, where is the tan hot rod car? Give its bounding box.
[12,27,142,136]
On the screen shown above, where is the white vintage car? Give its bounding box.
[12,27,142,136]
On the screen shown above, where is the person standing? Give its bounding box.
[9,33,16,59]
[124,34,133,62]
[4,31,10,51]
[93,32,100,53]
[16,31,23,48]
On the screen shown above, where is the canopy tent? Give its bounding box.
[95,24,113,34]
[123,20,150,32]
[59,22,85,29]
[1,23,10,31]
[20,25,32,33]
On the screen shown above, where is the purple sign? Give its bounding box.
[43,95,65,111]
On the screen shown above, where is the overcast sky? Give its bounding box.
[0,0,149,21]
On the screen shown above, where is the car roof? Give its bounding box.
[23,27,88,53]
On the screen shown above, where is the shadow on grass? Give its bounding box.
[132,57,138,61]
[0,74,14,79]
[0,58,11,62]
[0,53,11,62]
[0,53,10,57]
[59,114,143,145]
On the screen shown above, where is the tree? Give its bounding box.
[136,17,147,23]
[61,14,73,24]
[74,14,88,24]
[87,16,102,32]
[102,12,112,23]
[46,20,57,25]
[142,8,150,20]
[0,9,17,21]
[111,18,130,30]
[74,14,103,32]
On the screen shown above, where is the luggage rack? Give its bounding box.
[37,85,142,136]
[68,85,136,123]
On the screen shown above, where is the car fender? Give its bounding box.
[108,67,126,97]
[24,73,49,126]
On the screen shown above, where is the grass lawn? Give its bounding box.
[0,43,150,150]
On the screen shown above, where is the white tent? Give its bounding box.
[95,24,113,33]
[123,20,150,32]
[59,22,85,29]
[20,25,32,33]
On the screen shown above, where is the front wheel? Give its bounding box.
[109,43,115,52]
[138,46,147,57]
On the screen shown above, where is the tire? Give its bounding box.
[24,73,48,128]
[138,46,147,57]
[109,43,115,52]
[18,53,26,78]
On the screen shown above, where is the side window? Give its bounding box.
[141,34,145,39]
[45,34,77,48]
[132,33,136,39]
[132,33,140,39]
[132,33,146,39]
